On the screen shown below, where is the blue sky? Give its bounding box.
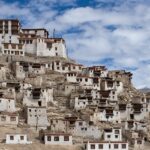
[0,0,150,88]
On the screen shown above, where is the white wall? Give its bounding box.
[0,98,16,112]
[27,107,49,129]
[71,121,102,139]
[74,97,88,110]
[86,142,128,150]
[44,135,72,145]
[6,134,32,144]
[104,128,122,141]
[91,110,121,124]
[23,88,53,107]
[0,114,18,126]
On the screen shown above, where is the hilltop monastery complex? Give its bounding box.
[0,19,149,150]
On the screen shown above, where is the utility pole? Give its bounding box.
[36,108,38,131]
[53,29,56,38]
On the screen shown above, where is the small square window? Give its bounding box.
[79,122,83,126]
[1,116,6,121]
[54,136,59,141]
[122,144,126,149]
[10,136,14,140]
[47,136,51,141]
[20,136,24,140]
[10,117,16,121]
[64,136,69,141]
[114,144,118,149]
[99,144,103,149]
[115,130,120,134]
[91,144,95,149]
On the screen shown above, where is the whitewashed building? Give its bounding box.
[85,127,128,150]
[0,97,16,112]
[26,106,49,129]
[85,141,128,150]
[49,118,102,139]
[6,134,32,144]
[14,61,46,80]
[39,130,72,145]
[91,108,121,124]
[70,96,89,111]
[23,87,54,107]
[0,19,67,58]
[124,120,147,132]
[0,111,18,126]
[0,64,9,81]
[82,66,108,78]
[70,120,102,139]
[65,72,78,83]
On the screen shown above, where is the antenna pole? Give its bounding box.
[53,29,55,38]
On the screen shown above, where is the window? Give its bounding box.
[115,130,120,134]
[47,136,51,141]
[90,144,95,149]
[64,136,69,141]
[122,144,126,149]
[109,144,111,149]
[1,116,6,121]
[115,135,118,138]
[10,136,14,140]
[79,122,83,126]
[54,136,59,141]
[114,144,118,149]
[26,40,29,44]
[10,117,16,121]
[107,135,111,138]
[81,128,84,130]
[55,47,57,50]
[29,109,31,112]
[20,136,24,140]
[99,144,103,149]
[85,78,88,82]
[11,44,16,49]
